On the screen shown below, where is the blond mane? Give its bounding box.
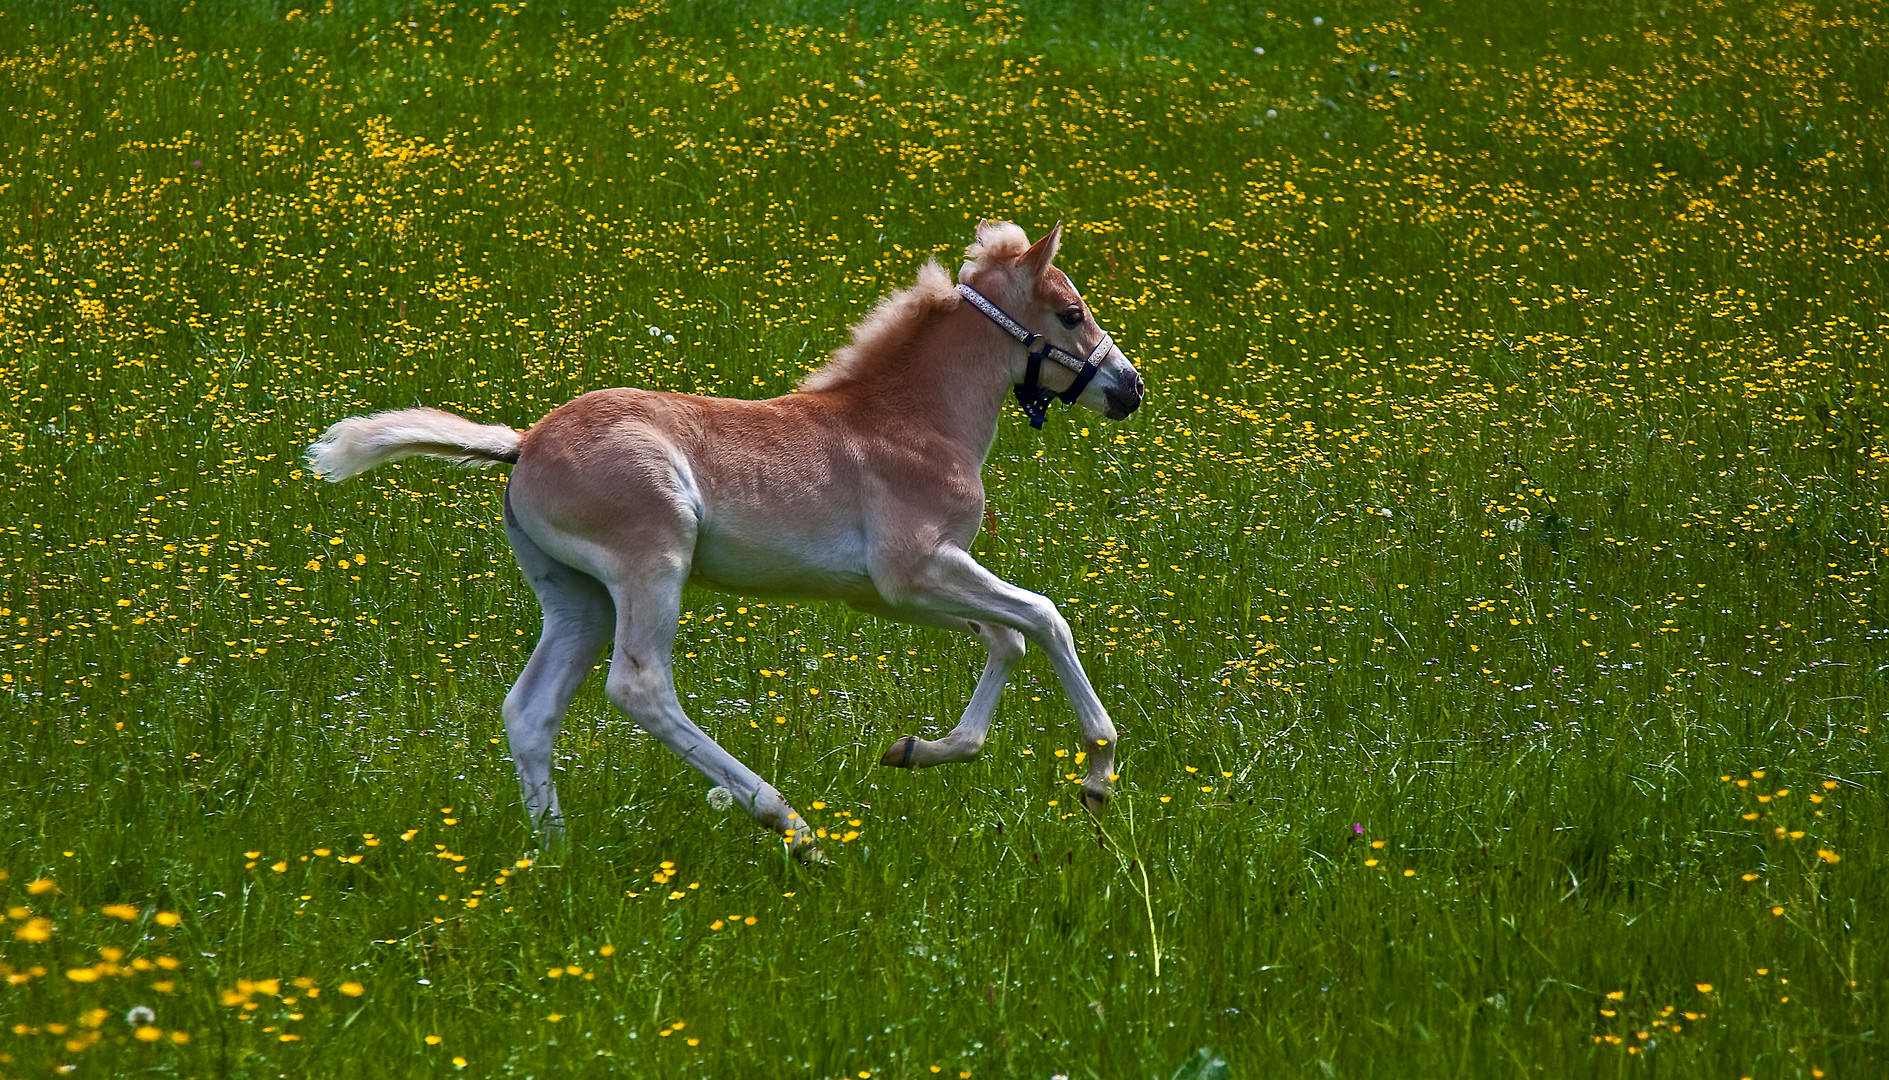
[960,220,1030,269]
[800,221,1031,393]
[799,260,957,392]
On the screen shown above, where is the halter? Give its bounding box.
[956,283,1114,429]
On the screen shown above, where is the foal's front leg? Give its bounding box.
[847,601,1025,768]
[888,547,1119,810]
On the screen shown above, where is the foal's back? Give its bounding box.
[506,386,972,600]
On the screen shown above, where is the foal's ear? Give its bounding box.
[1021,221,1063,277]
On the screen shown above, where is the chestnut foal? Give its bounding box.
[308,221,1144,860]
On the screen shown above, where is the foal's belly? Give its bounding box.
[688,518,877,601]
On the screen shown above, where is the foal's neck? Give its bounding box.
[833,303,1016,464]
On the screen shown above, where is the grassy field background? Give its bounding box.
[3,0,1886,1076]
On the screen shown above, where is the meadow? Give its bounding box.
[2,0,1885,1075]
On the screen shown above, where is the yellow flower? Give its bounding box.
[339,982,364,997]
[101,904,141,921]
[13,918,53,943]
[1696,983,1713,993]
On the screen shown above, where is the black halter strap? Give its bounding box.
[957,284,1113,429]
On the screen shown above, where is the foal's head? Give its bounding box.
[962,220,1145,420]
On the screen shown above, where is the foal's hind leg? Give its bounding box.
[503,505,614,845]
[848,602,1024,768]
[601,569,822,861]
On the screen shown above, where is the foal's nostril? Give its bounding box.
[1106,386,1142,416]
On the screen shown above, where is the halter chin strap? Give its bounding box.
[956,283,1114,429]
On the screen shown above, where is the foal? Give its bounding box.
[308,220,1145,860]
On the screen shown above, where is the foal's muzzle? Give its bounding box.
[1105,370,1145,419]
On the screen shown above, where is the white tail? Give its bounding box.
[306,407,522,482]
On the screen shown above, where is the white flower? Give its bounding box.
[126,1005,156,1027]
[706,786,734,811]
[1253,46,1265,55]
[1266,108,1277,119]
[1313,16,1324,25]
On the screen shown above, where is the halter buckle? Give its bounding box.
[1015,348,1053,429]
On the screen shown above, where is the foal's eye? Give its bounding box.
[1058,308,1083,329]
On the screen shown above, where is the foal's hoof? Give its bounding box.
[879,735,921,769]
[1079,781,1113,814]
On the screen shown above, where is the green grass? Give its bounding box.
[2,0,1885,1076]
